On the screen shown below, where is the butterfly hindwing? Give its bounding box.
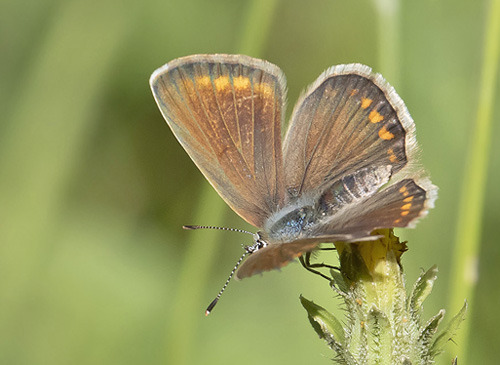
[150,55,286,227]
[236,240,320,279]
[310,178,437,241]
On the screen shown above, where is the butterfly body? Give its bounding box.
[150,54,437,281]
[265,204,317,242]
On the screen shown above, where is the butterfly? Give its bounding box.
[150,54,437,312]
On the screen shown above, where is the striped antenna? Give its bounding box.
[205,250,249,316]
[182,224,256,315]
[183,225,253,236]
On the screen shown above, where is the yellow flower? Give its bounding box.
[334,228,407,283]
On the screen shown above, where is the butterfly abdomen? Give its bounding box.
[316,165,392,215]
[264,165,392,242]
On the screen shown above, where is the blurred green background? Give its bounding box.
[1,0,499,363]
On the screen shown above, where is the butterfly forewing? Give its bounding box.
[283,64,415,200]
[150,55,286,227]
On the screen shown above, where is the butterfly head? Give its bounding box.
[245,231,269,254]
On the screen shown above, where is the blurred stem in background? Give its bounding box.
[164,0,280,364]
[238,0,281,58]
[0,0,128,349]
[448,0,500,362]
[372,0,400,87]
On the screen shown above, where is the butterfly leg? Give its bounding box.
[318,245,336,252]
[299,251,339,281]
[305,251,340,271]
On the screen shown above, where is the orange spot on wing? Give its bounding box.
[197,75,212,88]
[369,110,384,123]
[403,196,414,203]
[378,126,395,140]
[255,82,273,97]
[350,88,359,96]
[394,218,402,224]
[387,148,397,163]
[361,97,373,109]
[214,76,230,91]
[401,203,412,210]
[401,211,410,216]
[233,75,250,90]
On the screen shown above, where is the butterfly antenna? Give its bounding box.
[183,224,256,315]
[183,225,253,236]
[205,250,250,316]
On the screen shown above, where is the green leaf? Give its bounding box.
[420,309,445,344]
[431,301,468,357]
[331,269,349,295]
[366,307,391,362]
[299,295,345,346]
[408,265,438,318]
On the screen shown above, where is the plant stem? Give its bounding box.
[302,230,467,364]
[447,0,500,361]
[372,0,400,87]
[0,0,127,335]
[238,0,280,56]
[166,186,228,365]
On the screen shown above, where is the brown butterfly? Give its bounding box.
[150,54,437,314]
